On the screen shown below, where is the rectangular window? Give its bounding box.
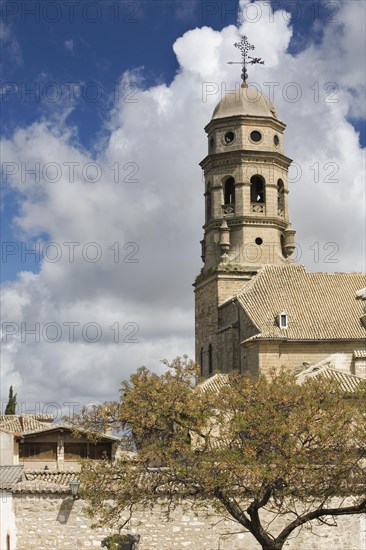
[89,443,111,460]
[19,443,57,460]
[64,443,88,460]
[63,442,111,460]
[278,313,288,329]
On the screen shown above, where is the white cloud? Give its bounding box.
[1,0,365,411]
[0,22,23,67]
[64,39,74,52]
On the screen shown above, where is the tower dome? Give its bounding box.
[211,84,279,121]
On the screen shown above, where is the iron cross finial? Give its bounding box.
[227,36,264,85]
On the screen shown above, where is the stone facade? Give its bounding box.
[194,84,365,380]
[195,269,252,375]
[12,494,365,549]
[194,85,298,377]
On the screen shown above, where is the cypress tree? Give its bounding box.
[4,385,17,415]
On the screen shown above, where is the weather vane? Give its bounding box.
[227,36,264,85]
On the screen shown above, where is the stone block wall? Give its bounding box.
[258,341,363,376]
[195,270,254,376]
[13,494,365,550]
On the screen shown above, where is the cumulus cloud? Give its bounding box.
[1,0,365,411]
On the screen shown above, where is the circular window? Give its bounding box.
[274,135,279,146]
[224,131,235,144]
[250,130,262,143]
[255,237,263,245]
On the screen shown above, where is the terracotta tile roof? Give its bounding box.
[20,425,121,441]
[13,471,78,494]
[236,265,366,341]
[0,414,54,435]
[296,364,364,392]
[198,366,364,394]
[0,415,120,441]
[354,350,366,359]
[197,373,230,393]
[0,465,24,490]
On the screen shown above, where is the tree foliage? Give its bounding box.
[76,358,366,550]
[5,385,17,415]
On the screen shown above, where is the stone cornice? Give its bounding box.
[204,115,286,134]
[200,150,293,171]
[193,266,257,289]
[203,216,289,231]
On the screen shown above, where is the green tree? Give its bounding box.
[4,385,17,415]
[76,358,366,550]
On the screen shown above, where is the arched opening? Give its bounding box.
[250,175,265,203]
[200,347,204,377]
[208,344,213,375]
[277,179,285,213]
[224,177,235,205]
[205,183,212,222]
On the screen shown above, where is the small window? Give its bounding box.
[208,344,213,374]
[278,313,288,329]
[224,177,235,205]
[205,183,212,222]
[255,237,263,245]
[250,175,265,203]
[277,179,285,211]
[250,130,262,143]
[209,137,215,151]
[274,135,279,146]
[224,131,235,144]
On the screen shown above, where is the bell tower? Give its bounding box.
[194,36,297,375]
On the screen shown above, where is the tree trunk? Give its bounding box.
[261,543,283,550]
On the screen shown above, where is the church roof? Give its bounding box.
[236,265,366,342]
[211,85,280,121]
[196,367,364,395]
[296,364,364,393]
[196,373,230,393]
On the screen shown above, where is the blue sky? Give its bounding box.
[2,0,365,280]
[1,0,365,409]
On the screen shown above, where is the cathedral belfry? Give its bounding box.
[194,37,297,375]
[194,37,365,383]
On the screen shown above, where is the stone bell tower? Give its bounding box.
[194,36,296,375]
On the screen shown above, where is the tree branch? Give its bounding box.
[277,499,366,545]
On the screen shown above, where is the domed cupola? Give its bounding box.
[211,84,279,121]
